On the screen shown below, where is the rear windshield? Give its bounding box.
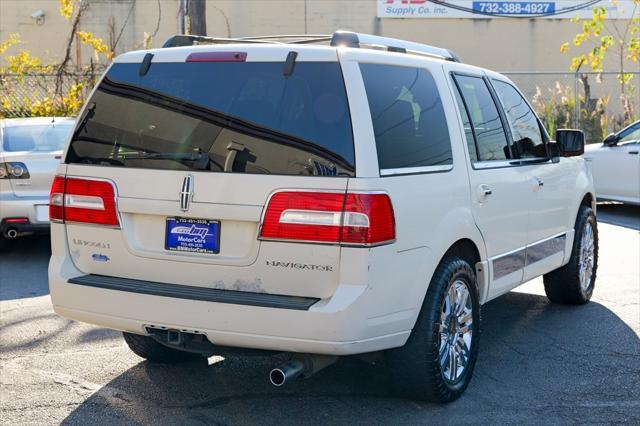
[66,61,355,176]
[3,123,73,152]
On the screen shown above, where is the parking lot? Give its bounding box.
[1,204,638,425]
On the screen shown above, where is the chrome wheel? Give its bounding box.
[438,279,473,384]
[579,222,595,292]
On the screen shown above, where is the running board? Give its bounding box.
[68,274,319,311]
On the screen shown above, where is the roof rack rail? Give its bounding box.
[161,31,461,62]
[162,34,282,48]
[243,35,333,45]
[329,31,461,62]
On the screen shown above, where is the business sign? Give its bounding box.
[378,0,638,19]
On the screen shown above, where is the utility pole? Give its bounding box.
[178,0,186,34]
[187,0,207,36]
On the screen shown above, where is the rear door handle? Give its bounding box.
[629,151,639,155]
[531,176,544,191]
[477,184,492,202]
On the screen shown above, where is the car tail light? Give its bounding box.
[49,176,119,227]
[3,218,28,223]
[0,162,30,179]
[259,191,395,246]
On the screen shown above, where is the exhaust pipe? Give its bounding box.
[269,359,305,387]
[5,229,18,239]
[269,355,337,387]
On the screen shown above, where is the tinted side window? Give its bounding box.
[619,125,640,145]
[454,75,510,161]
[360,64,452,170]
[453,88,478,162]
[493,80,546,159]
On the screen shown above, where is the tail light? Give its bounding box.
[0,162,30,179]
[49,176,119,227]
[259,191,395,246]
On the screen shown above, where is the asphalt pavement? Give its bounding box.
[1,204,638,425]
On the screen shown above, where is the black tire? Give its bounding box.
[543,206,598,305]
[386,257,480,402]
[122,332,203,363]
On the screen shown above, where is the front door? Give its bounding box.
[490,79,571,281]
[592,140,640,203]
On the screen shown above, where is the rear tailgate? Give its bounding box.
[61,46,355,300]
[64,167,348,299]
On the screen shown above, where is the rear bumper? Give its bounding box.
[0,220,49,235]
[48,227,413,355]
[0,193,50,235]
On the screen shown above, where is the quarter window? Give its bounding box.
[453,87,478,162]
[360,63,452,170]
[492,80,547,159]
[453,75,511,162]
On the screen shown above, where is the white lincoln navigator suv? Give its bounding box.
[48,31,598,402]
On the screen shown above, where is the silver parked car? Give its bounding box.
[0,117,75,247]
[584,120,640,205]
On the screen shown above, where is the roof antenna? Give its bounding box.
[283,51,298,77]
[139,53,154,77]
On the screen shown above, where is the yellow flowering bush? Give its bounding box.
[0,0,114,117]
[77,31,114,60]
[59,0,74,20]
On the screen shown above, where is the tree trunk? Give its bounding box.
[187,0,207,36]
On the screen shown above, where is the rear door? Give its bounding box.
[451,72,530,299]
[62,47,355,299]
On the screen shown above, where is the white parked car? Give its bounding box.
[0,117,75,248]
[48,31,598,402]
[584,120,640,205]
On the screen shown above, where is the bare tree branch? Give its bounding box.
[55,2,88,96]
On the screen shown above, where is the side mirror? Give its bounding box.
[603,133,618,146]
[555,129,585,157]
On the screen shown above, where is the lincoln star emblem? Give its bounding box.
[180,174,194,211]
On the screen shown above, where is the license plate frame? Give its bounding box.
[165,217,221,254]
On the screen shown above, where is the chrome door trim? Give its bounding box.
[525,233,566,266]
[380,164,453,177]
[473,160,515,170]
[491,247,526,280]
[491,232,567,280]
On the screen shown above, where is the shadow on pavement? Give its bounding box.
[596,203,640,231]
[61,291,640,424]
[0,235,51,301]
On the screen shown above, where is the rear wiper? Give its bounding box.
[122,151,204,161]
[120,150,218,171]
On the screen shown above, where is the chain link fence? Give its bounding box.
[0,73,100,118]
[503,71,640,144]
